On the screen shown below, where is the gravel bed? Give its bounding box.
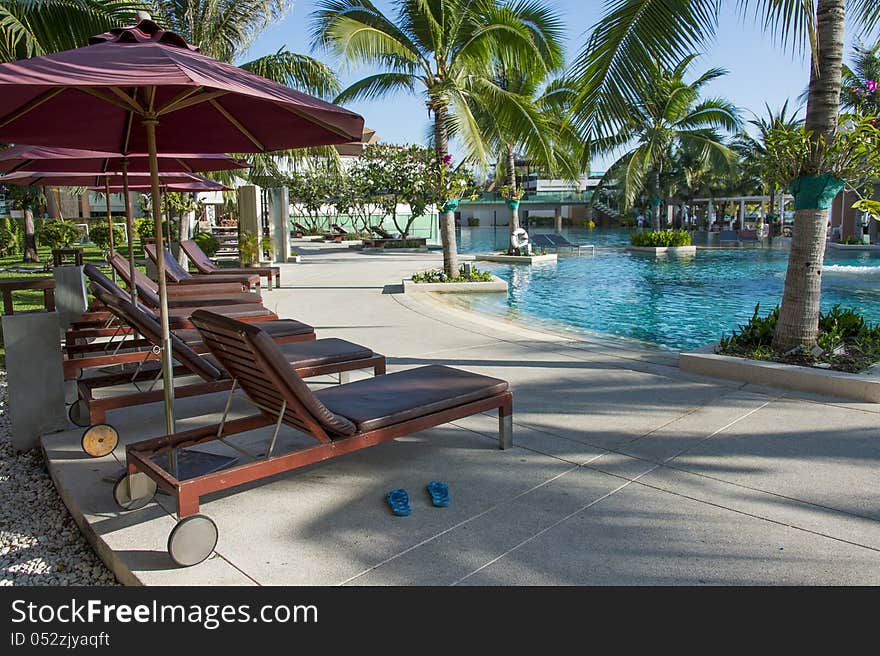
[0,371,118,586]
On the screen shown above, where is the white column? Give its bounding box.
[269,187,292,262]
[739,199,745,230]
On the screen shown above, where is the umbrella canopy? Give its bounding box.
[96,174,230,192]
[0,145,250,175]
[0,18,365,439]
[0,20,363,153]
[1,170,207,187]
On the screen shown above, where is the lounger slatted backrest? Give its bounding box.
[180,240,219,274]
[190,310,357,440]
[90,285,224,382]
[144,244,193,283]
[108,253,162,308]
[83,263,128,301]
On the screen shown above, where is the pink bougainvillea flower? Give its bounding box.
[866,79,878,93]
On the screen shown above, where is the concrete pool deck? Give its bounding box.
[43,243,880,585]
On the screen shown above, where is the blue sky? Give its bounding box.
[243,0,876,170]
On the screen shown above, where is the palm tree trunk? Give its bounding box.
[23,206,38,262]
[649,170,661,230]
[507,145,519,245]
[772,0,846,351]
[433,100,458,277]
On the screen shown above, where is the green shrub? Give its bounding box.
[467,217,480,226]
[629,229,692,247]
[37,219,80,249]
[412,265,493,283]
[193,231,221,257]
[134,217,155,243]
[0,225,15,256]
[718,303,880,372]
[89,223,127,252]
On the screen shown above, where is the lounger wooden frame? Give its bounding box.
[67,292,376,426]
[123,313,512,520]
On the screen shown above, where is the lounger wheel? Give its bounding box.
[68,400,90,427]
[80,423,119,458]
[112,472,157,511]
[168,515,218,567]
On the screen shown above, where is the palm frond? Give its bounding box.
[240,49,341,98]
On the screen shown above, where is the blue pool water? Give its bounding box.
[451,227,880,351]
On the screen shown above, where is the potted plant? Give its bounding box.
[498,184,524,211]
[260,235,273,263]
[238,230,259,267]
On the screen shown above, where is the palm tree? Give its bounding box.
[570,0,879,351]
[593,55,740,230]
[841,40,880,115]
[0,0,145,61]
[734,101,805,230]
[311,0,565,277]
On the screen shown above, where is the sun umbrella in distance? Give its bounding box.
[0,147,248,297]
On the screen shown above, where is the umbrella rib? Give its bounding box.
[174,157,194,173]
[121,109,134,154]
[0,88,64,128]
[158,89,228,116]
[272,101,357,140]
[76,87,138,113]
[108,87,146,114]
[209,99,264,150]
[156,86,205,114]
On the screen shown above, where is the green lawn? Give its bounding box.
[0,242,149,366]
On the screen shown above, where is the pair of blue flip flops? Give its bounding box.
[386,481,449,516]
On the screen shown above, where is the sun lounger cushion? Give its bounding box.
[173,319,314,345]
[315,364,509,432]
[202,338,372,373]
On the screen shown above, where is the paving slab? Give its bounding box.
[457,476,880,586]
[663,397,880,521]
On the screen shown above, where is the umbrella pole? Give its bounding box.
[144,116,176,438]
[121,161,137,305]
[104,178,116,283]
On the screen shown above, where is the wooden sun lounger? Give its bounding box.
[143,244,260,291]
[370,225,393,239]
[180,239,280,291]
[118,310,512,566]
[108,253,262,307]
[84,264,277,331]
[69,289,382,427]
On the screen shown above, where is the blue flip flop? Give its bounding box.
[386,489,411,516]
[427,481,450,507]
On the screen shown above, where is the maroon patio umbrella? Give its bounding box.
[0,146,249,294]
[0,145,250,175]
[0,19,364,443]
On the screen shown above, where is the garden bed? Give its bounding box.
[403,276,508,293]
[680,344,880,402]
[680,304,880,401]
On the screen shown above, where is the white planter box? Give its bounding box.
[680,344,880,402]
[626,245,697,255]
[475,253,557,264]
[403,275,508,294]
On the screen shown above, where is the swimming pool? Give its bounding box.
[452,227,880,351]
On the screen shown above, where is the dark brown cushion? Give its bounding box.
[316,365,509,432]
[168,304,275,320]
[165,291,262,307]
[202,337,372,372]
[175,319,314,345]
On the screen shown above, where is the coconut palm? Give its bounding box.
[311,0,565,276]
[570,0,879,350]
[841,41,880,115]
[0,0,145,61]
[734,101,805,227]
[592,55,741,229]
